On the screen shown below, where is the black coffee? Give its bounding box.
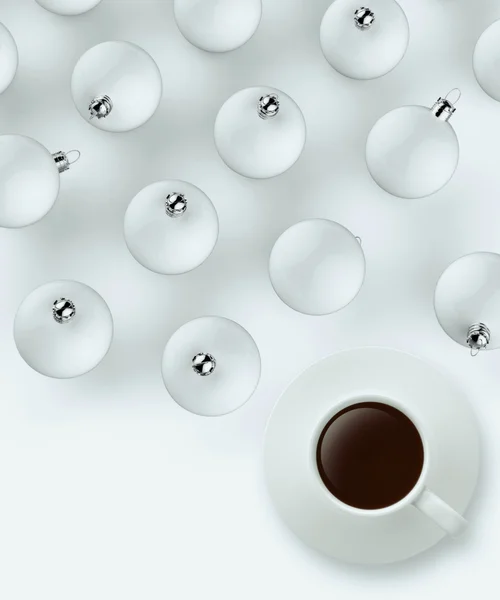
[316,402,424,510]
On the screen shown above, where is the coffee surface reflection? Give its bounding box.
[316,402,424,510]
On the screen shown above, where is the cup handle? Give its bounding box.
[413,488,467,538]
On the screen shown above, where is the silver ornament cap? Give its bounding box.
[467,323,490,356]
[431,89,461,122]
[51,150,81,174]
[53,298,76,324]
[89,95,113,120]
[354,7,375,30]
[165,192,188,218]
[258,94,280,119]
[192,352,216,376]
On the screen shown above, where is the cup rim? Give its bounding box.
[310,394,429,517]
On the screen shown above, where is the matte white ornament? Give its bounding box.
[435,252,500,356]
[0,135,80,228]
[14,281,113,379]
[320,0,409,79]
[473,20,500,102]
[162,317,261,416]
[35,0,102,15]
[214,87,306,179]
[71,41,162,132]
[366,91,460,199]
[174,0,262,53]
[0,22,18,93]
[124,180,219,275]
[269,219,365,316]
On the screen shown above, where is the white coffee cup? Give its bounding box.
[264,348,480,564]
[311,398,467,538]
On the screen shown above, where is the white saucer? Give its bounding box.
[264,348,480,564]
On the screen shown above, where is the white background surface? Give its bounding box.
[0,0,498,598]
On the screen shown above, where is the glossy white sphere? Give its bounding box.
[35,0,102,15]
[0,135,60,228]
[124,180,219,275]
[214,86,306,179]
[162,317,261,416]
[0,22,18,93]
[366,105,459,199]
[473,20,500,102]
[269,219,365,316]
[434,252,500,351]
[14,281,113,379]
[174,0,262,53]
[71,41,162,132]
[320,0,409,80]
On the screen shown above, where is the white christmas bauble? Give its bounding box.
[320,0,409,80]
[71,41,162,132]
[124,180,219,275]
[0,22,18,93]
[162,317,261,416]
[35,0,102,16]
[473,20,500,102]
[14,281,113,379]
[214,86,306,179]
[0,135,61,228]
[174,0,262,53]
[435,252,500,355]
[269,219,365,316]
[366,95,460,198]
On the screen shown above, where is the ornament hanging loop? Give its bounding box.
[445,88,461,106]
[66,150,81,165]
